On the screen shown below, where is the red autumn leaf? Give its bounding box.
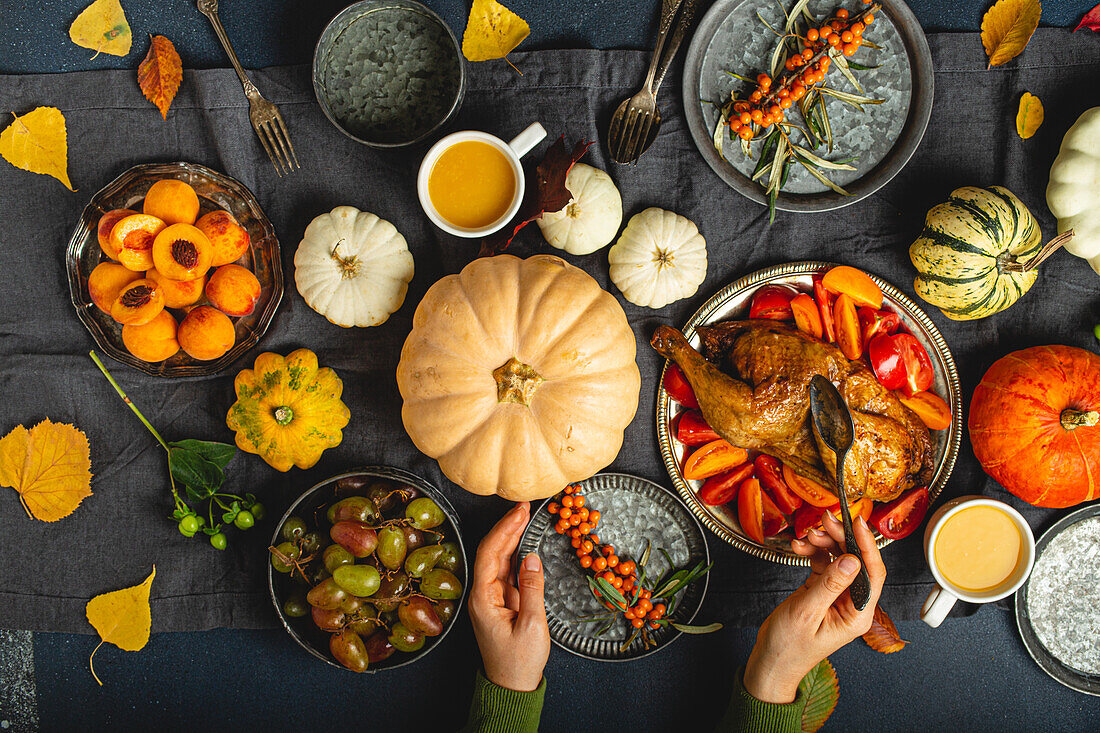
[479,136,593,256]
[1075,3,1100,31]
[862,604,907,653]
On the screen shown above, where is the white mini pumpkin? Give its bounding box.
[294,206,414,327]
[607,207,707,309]
[1047,107,1100,275]
[537,163,623,255]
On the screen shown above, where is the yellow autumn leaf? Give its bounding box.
[0,107,75,191]
[462,0,530,63]
[1016,91,1044,139]
[138,35,183,119]
[69,0,132,58]
[981,0,1041,68]
[86,567,155,686]
[0,419,92,522]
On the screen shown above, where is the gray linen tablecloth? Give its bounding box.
[1,28,1098,633]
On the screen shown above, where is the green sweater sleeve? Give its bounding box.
[717,666,805,733]
[460,670,546,733]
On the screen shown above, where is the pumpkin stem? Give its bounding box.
[493,358,543,405]
[1061,408,1098,430]
[1000,230,1075,273]
[330,240,360,279]
[653,247,673,269]
[274,406,294,426]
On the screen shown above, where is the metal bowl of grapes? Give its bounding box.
[312,0,466,147]
[268,467,467,673]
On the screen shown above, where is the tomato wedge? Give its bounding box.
[675,409,720,445]
[698,462,754,506]
[754,455,803,514]
[833,293,863,360]
[869,486,930,540]
[749,284,797,320]
[858,307,900,343]
[822,265,884,309]
[781,465,837,507]
[791,293,824,339]
[662,363,699,408]
[738,478,766,544]
[793,503,824,539]
[899,391,951,431]
[683,439,749,481]
[868,332,934,396]
[896,333,934,397]
[813,278,837,343]
[868,333,906,390]
[761,489,789,536]
[829,497,872,524]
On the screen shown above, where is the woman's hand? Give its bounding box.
[468,502,550,692]
[743,511,886,704]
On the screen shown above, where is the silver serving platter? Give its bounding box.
[655,261,962,565]
[65,161,283,377]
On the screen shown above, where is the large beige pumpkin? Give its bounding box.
[397,255,640,500]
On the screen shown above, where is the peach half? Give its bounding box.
[88,262,141,314]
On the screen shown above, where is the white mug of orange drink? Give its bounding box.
[921,496,1036,628]
[417,122,547,238]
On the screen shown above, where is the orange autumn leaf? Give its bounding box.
[981,0,1041,68]
[0,419,92,522]
[138,35,182,119]
[862,604,907,653]
[86,566,155,686]
[1015,91,1044,139]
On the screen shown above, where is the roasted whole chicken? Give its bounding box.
[652,320,933,503]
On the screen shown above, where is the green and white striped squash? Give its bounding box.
[909,186,1041,321]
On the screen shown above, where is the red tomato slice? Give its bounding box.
[749,284,797,321]
[813,278,837,343]
[829,497,872,524]
[662,363,699,408]
[698,462,755,506]
[754,454,803,514]
[761,489,789,536]
[833,293,863,360]
[791,293,824,339]
[869,486,930,540]
[781,465,837,507]
[674,409,720,445]
[683,439,750,481]
[738,478,766,544]
[858,307,900,343]
[896,333,934,397]
[898,391,951,431]
[793,503,823,539]
[868,333,907,390]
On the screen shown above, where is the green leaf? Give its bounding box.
[713,110,728,156]
[828,49,864,94]
[671,622,723,634]
[723,70,753,82]
[169,440,236,470]
[768,187,778,224]
[799,658,839,733]
[751,129,780,180]
[168,447,223,496]
[587,574,627,609]
[789,143,856,170]
[794,154,851,195]
[819,86,883,108]
[784,0,811,32]
[844,60,880,71]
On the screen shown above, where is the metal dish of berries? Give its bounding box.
[65,161,283,377]
[654,261,961,566]
[268,467,467,673]
[517,473,712,662]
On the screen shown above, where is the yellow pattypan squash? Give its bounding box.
[226,349,350,472]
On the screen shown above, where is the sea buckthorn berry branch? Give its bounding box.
[550,483,720,651]
[713,1,883,221]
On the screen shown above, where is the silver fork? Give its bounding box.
[197,0,300,175]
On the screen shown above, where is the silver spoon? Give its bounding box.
[808,375,871,611]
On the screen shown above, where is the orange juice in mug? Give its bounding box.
[921,496,1036,627]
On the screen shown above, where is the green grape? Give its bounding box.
[373,573,409,612]
[327,496,380,525]
[405,498,445,530]
[437,542,463,573]
[388,622,425,653]
[271,541,301,573]
[333,564,381,597]
[404,545,444,578]
[433,600,457,625]
[421,569,462,600]
[283,595,309,618]
[299,531,322,556]
[376,526,407,570]
[306,577,349,610]
[323,544,355,574]
[348,617,379,636]
[280,516,307,541]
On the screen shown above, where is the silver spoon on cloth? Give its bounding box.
[808,375,871,611]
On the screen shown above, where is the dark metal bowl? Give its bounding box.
[267,466,467,673]
[312,0,466,148]
[65,161,283,377]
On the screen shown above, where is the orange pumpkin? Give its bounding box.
[969,345,1100,508]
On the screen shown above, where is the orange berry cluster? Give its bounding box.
[728,6,875,141]
[550,484,667,630]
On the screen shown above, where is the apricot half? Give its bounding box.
[97,208,139,260]
[152,224,213,281]
[143,179,200,225]
[88,262,141,313]
[205,264,261,317]
[145,269,205,309]
[196,210,251,267]
[111,278,165,325]
[111,214,166,272]
[122,310,179,362]
[178,306,235,360]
